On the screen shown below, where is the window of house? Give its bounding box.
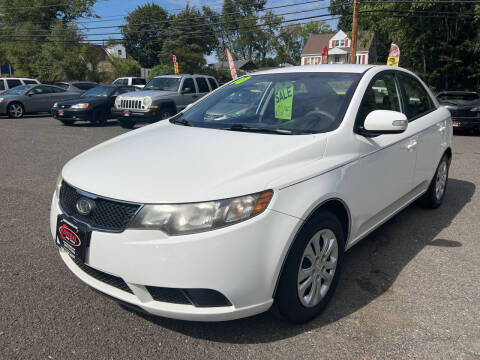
[340,40,345,47]
[357,72,402,125]
[118,49,122,56]
[397,73,435,120]
[334,55,340,63]
[335,40,339,47]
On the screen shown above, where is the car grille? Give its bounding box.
[119,98,145,110]
[74,258,133,294]
[146,286,192,305]
[59,181,141,232]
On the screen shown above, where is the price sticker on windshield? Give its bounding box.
[274,82,294,120]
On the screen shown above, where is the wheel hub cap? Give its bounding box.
[297,229,338,308]
[435,161,448,200]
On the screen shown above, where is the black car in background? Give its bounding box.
[51,85,138,125]
[437,91,480,132]
[54,81,99,93]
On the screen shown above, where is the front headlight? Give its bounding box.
[129,190,273,235]
[115,97,121,106]
[53,102,58,108]
[0,98,4,103]
[71,103,89,109]
[143,96,152,107]
[470,106,480,112]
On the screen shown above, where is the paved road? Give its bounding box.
[1,116,479,360]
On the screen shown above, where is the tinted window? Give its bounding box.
[31,86,52,94]
[7,79,22,88]
[437,92,479,106]
[176,73,361,134]
[196,77,210,93]
[75,82,97,91]
[54,83,69,89]
[182,78,196,94]
[112,87,133,96]
[80,86,112,98]
[357,72,402,124]
[52,86,66,93]
[208,78,218,90]
[23,80,38,85]
[134,78,146,85]
[0,80,4,91]
[398,73,434,119]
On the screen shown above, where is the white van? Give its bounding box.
[0,77,40,94]
[112,77,146,89]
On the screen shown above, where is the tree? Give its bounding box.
[121,3,169,68]
[105,57,140,81]
[275,21,333,65]
[0,0,97,78]
[149,64,171,78]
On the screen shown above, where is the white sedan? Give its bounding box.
[51,65,452,323]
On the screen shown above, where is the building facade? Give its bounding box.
[301,30,376,66]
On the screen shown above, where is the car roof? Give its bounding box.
[253,64,375,76]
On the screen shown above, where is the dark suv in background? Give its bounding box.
[54,81,99,94]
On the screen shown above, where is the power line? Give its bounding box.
[0,0,111,10]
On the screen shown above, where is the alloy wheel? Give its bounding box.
[9,103,23,118]
[297,229,338,308]
[435,160,448,200]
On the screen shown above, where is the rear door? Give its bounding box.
[6,79,22,90]
[195,77,210,99]
[177,77,198,110]
[397,72,446,188]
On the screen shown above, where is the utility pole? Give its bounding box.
[350,0,359,64]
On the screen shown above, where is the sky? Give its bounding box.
[82,0,338,64]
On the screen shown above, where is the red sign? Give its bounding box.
[321,47,328,64]
[225,49,238,80]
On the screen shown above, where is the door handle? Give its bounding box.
[438,125,446,132]
[406,139,417,151]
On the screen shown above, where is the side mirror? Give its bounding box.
[361,110,408,136]
[182,87,192,94]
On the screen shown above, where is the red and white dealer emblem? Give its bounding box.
[59,224,81,247]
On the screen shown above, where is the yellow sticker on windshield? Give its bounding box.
[233,76,251,85]
[275,82,294,120]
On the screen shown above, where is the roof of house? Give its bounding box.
[302,31,374,55]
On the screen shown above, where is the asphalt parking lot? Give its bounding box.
[1,115,479,360]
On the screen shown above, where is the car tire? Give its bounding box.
[91,108,107,126]
[7,102,24,118]
[119,119,135,129]
[273,210,345,323]
[60,119,75,126]
[421,154,450,209]
[155,107,175,123]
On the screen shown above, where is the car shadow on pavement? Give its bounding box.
[128,178,475,344]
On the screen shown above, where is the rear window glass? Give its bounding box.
[438,93,479,106]
[23,80,38,85]
[208,78,218,90]
[196,77,210,93]
[7,79,22,88]
[134,78,146,85]
[54,83,69,89]
[75,83,97,91]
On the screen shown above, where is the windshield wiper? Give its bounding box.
[170,117,193,126]
[226,123,295,135]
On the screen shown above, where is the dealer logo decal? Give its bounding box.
[59,225,81,247]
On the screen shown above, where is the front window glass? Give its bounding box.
[357,72,402,123]
[144,77,181,91]
[175,72,361,134]
[438,93,479,106]
[3,84,34,95]
[80,86,112,98]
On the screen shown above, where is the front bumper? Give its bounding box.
[50,193,299,321]
[111,107,158,122]
[52,108,92,121]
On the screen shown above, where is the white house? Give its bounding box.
[104,44,127,59]
[301,30,376,66]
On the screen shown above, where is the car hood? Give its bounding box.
[121,90,177,99]
[58,96,102,106]
[62,122,327,203]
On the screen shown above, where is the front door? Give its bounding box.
[26,85,53,112]
[177,77,198,111]
[347,71,418,237]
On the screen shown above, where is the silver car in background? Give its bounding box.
[0,84,80,118]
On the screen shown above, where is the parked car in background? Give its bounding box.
[54,81,99,94]
[51,85,138,126]
[51,65,452,323]
[0,77,40,94]
[112,77,146,89]
[437,91,480,132]
[0,84,79,118]
[112,74,219,128]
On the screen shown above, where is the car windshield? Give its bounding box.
[4,84,35,95]
[438,93,479,106]
[80,86,112,98]
[144,77,181,91]
[175,72,361,134]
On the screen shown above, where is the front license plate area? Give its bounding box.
[452,121,459,127]
[123,110,130,116]
[56,215,91,263]
[58,109,64,116]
